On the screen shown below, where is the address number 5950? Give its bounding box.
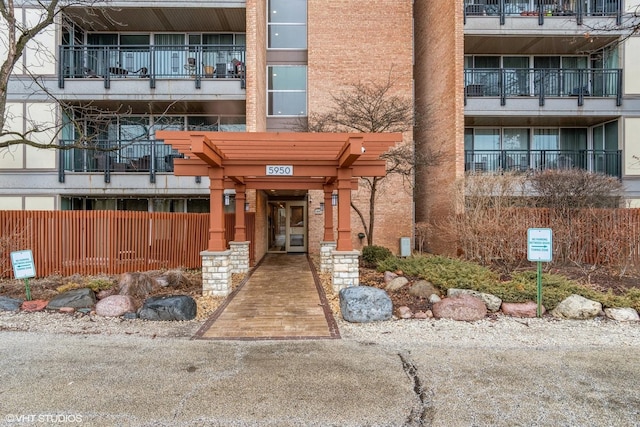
[266,165,293,176]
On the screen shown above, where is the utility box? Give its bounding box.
[399,237,411,257]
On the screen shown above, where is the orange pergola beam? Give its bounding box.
[155,131,404,253]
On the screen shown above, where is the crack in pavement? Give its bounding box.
[399,352,434,426]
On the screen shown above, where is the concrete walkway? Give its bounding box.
[195,254,339,340]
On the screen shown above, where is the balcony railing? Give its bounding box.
[58,140,184,184]
[465,149,622,178]
[58,44,246,89]
[463,0,623,25]
[464,68,622,106]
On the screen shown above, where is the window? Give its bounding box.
[268,0,307,49]
[268,65,307,116]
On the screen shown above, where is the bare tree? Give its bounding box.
[0,0,138,153]
[297,77,440,245]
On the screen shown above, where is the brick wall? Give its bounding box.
[306,0,414,255]
[246,0,267,132]
[414,1,465,255]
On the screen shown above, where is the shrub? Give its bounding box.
[362,245,393,268]
[377,254,499,290]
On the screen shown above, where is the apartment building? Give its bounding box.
[459,0,640,196]
[1,0,414,263]
[2,1,638,261]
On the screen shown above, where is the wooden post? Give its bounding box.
[234,183,247,241]
[336,168,353,251]
[323,184,334,242]
[208,167,226,251]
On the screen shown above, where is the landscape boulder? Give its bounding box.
[155,269,193,288]
[138,295,197,321]
[604,307,639,322]
[385,277,409,292]
[339,286,392,323]
[118,272,157,299]
[383,271,398,284]
[501,301,545,318]
[47,288,96,310]
[408,280,440,298]
[397,306,413,319]
[0,296,23,312]
[448,288,502,312]
[432,294,487,321]
[96,295,137,317]
[21,300,48,312]
[551,294,602,320]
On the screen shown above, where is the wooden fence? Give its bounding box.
[0,211,255,278]
[454,207,640,269]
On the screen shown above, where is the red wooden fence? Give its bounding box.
[0,211,255,278]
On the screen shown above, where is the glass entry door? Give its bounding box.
[268,200,307,253]
[286,201,307,252]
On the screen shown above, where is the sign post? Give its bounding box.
[527,228,553,317]
[10,250,36,301]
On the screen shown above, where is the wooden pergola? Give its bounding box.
[156,131,402,253]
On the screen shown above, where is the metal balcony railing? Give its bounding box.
[58,44,246,89]
[463,0,623,25]
[464,68,622,106]
[58,140,184,184]
[464,149,622,178]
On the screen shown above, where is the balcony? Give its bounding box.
[58,140,184,184]
[465,149,622,178]
[58,45,246,90]
[463,0,623,25]
[464,68,622,106]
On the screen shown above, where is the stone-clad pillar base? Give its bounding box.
[201,250,232,296]
[320,241,337,273]
[229,241,250,274]
[331,250,360,293]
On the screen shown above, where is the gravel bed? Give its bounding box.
[1,309,639,349]
[338,315,640,349]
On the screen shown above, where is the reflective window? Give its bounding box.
[268,66,307,116]
[268,0,307,49]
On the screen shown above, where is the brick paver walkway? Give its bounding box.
[195,254,339,340]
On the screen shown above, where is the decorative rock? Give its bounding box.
[397,306,413,319]
[122,311,138,320]
[47,288,96,310]
[429,294,441,304]
[96,289,115,300]
[339,286,392,323]
[0,296,23,312]
[21,299,48,312]
[138,295,197,321]
[383,271,398,284]
[551,294,602,320]
[118,272,157,299]
[385,277,409,292]
[501,301,545,318]
[432,294,487,321]
[96,295,137,318]
[408,280,439,298]
[448,288,502,312]
[59,307,76,314]
[157,269,193,288]
[414,311,430,319]
[604,307,639,322]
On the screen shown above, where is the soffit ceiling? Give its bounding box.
[66,7,246,33]
[465,35,619,55]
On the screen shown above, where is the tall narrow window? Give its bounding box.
[268,0,307,49]
[268,65,307,116]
